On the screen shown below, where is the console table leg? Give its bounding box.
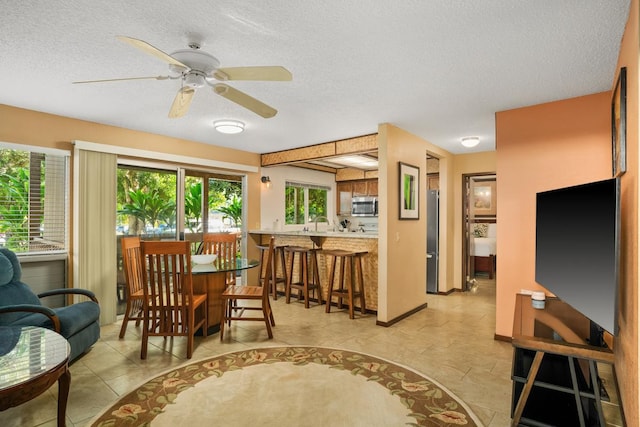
[57,367,70,427]
[511,351,543,426]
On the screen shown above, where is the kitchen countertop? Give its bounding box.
[249,229,378,239]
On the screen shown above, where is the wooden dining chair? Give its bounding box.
[119,236,145,338]
[220,236,275,340]
[200,232,238,286]
[139,240,208,359]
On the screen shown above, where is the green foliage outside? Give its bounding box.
[0,169,30,250]
[119,189,176,233]
[116,167,242,235]
[117,167,177,235]
[285,185,327,224]
[184,179,202,233]
[0,156,245,248]
[285,186,304,224]
[218,194,242,228]
[308,188,327,220]
[0,149,44,251]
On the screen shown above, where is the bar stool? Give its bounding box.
[324,250,367,319]
[284,246,323,308]
[257,241,288,299]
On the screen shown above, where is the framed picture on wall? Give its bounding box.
[471,180,497,217]
[399,162,419,219]
[612,67,627,177]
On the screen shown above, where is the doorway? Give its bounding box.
[426,155,440,293]
[462,173,497,291]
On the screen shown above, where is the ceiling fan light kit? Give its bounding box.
[214,120,245,134]
[74,36,292,120]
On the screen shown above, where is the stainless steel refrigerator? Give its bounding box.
[426,189,439,293]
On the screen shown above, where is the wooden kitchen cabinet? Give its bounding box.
[337,182,353,215]
[366,180,378,196]
[336,179,378,214]
[428,174,440,190]
[352,181,367,196]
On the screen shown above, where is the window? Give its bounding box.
[285,181,329,225]
[0,146,69,254]
[116,165,177,238]
[183,171,243,234]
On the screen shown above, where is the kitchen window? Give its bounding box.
[284,181,329,225]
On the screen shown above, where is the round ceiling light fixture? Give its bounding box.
[461,136,480,148]
[214,120,245,134]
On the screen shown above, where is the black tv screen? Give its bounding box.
[535,178,620,337]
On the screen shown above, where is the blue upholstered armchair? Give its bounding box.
[0,248,100,362]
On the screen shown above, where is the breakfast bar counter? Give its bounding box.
[249,230,378,311]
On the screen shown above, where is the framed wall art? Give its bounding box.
[399,162,419,219]
[612,67,626,177]
[471,179,497,217]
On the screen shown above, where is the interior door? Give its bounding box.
[463,173,497,291]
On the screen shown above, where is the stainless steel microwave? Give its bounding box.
[352,196,378,216]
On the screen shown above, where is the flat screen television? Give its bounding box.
[535,177,620,344]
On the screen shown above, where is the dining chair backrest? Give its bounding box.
[140,240,194,310]
[119,236,144,338]
[201,232,238,285]
[139,240,208,359]
[121,236,144,298]
[219,235,275,341]
[201,232,237,264]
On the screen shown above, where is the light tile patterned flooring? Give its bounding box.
[1,276,513,427]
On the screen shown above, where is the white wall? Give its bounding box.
[259,166,337,230]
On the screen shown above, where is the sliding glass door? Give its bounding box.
[115,163,244,314]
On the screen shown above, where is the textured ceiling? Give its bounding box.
[0,1,631,155]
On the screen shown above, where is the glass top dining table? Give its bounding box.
[191,258,259,274]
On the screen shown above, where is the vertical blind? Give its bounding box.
[74,148,117,325]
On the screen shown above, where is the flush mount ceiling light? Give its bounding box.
[214,120,245,134]
[461,136,480,148]
[313,155,379,169]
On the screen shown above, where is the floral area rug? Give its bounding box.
[90,346,482,426]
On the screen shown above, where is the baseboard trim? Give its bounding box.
[275,291,378,316]
[494,333,512,343]
[375,303,428,327]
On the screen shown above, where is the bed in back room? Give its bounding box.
[471,222,496,279]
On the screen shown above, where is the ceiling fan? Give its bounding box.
[73,36,292,119]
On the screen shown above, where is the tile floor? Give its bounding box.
[0,276,514,427]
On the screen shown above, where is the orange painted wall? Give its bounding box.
[611,0,639,422]
[495,92,611,333]
[497,3,639,421]
[496,84,637,420]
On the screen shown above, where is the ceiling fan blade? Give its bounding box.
[168,87,195,118]
[72,76,170,84]
[117,36,189,69]
[213,66,292,81]
[213,84,277,118]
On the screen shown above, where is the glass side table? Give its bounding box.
[0,326,70,427]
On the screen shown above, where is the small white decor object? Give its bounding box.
[531,291,546,310]
[191,254,218,265]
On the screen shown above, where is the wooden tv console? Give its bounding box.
[511,293,624,426]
